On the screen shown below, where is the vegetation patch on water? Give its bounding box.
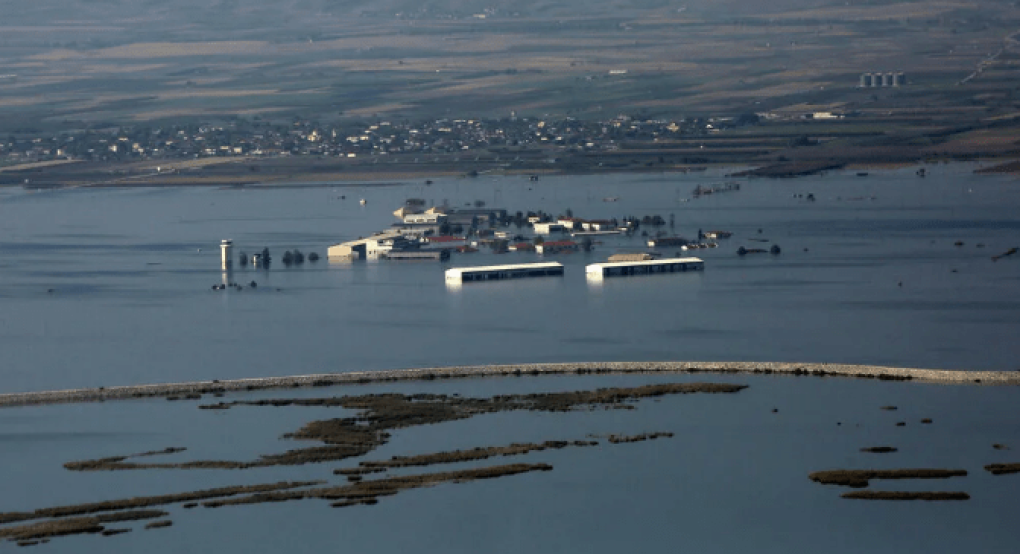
[1,382,744,546]
[606,432,675,444]
[860,447,898,454]
[0,510,167,542]
[354,440,600,471]
[0,482,319,526]
[203,463,553,509]
[809,469,968,488]
[984,463,1020,475]
[63,383,745,472]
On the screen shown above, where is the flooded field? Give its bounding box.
[1,165,1019,552]
[1,372,1019,553]
[1,165,1019,392]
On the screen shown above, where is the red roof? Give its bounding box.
[427,236,464,243]
[542,240,577,247]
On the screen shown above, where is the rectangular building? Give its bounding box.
[586,257,704,278]
[536,240,578,254]
[533,222,566,234]
[445,262,564,282]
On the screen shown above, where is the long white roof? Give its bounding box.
[586,257,703,270]
[446,262,563,274]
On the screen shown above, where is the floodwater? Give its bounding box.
[1,165,1019,393]
[0,165,1019,552]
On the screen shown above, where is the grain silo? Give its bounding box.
[882,72,894,87]
[860,73,871,88]
[220,239,233,270]
[893,72,905,87]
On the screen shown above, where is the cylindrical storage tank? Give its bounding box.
[869,72,879,87]
[860,73,870,88]
[882,72,894,87]
[220,239,233,270]
[893,72,905,87]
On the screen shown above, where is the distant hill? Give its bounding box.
[0,0,1017,130]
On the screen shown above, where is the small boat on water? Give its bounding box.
[603,196,619,202]
[359,199,367,205]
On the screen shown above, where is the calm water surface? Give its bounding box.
[0,166,1018,552]
[0,373,1018,553]
[1,165,1018,392]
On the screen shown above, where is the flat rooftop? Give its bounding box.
[586,257,703,271]
[447,262,564,274]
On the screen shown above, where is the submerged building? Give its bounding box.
[445,262,564,283]
[586,257,704,278]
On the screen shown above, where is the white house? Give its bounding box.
[558,217,582,230]
[582,220,615,231]
[533,222,566,234]
[404,212,447,225]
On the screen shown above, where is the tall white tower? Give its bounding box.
[220,239,233,270]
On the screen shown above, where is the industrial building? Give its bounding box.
[403,212,447,225]
[647,237,689,248]
[558,217,582,230]
[859,71,905,88]
[328,230,406,259]
[384,250,449,261]
[607,253,656,262]
[391,222,444,237]
[533,222,566,234]
[586,257,704,278]
[536,240,579,254]
[445,262,564,282]
[582,220,615,232]
[441,208,507,228]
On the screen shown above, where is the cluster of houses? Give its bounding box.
[325,197,729,264]
[1,113,729,167]
[327,201,639,261]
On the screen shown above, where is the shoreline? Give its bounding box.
[6,158,1015,191]
[2,361,1017,408]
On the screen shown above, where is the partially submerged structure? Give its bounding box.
[445,262,564,283]
[586,257,704,278]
